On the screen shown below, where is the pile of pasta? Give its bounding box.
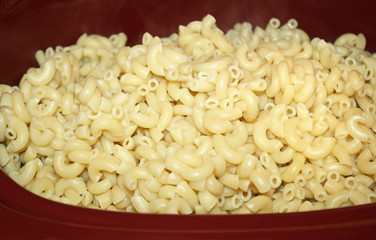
[1,15,376,214]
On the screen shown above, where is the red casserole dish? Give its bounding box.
[1,0,376,239]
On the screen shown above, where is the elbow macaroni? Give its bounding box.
[1,15,376,214]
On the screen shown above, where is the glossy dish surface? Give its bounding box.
[1,0,376,239]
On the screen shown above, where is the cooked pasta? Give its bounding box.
[1,15,375,214]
